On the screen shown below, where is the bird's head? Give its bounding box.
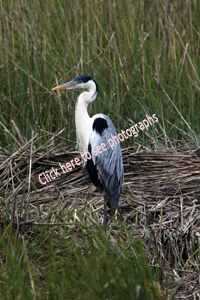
[51,75,99,95]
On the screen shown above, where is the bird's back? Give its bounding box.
[87,114,124,210]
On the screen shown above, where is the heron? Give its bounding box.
[52,75,124,227]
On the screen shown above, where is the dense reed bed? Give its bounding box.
[0,0,200,299]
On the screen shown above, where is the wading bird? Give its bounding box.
[52,75,124,227]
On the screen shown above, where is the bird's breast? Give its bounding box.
[75,116,93,153]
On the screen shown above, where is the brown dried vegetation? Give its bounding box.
[0,126,200,299]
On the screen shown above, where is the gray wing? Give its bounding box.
[89,114,124,210]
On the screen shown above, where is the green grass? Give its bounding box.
[0,223,161,300]
[1,0,200,152]
[1,0,200,298]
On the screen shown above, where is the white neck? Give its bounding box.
[75,83,98,153]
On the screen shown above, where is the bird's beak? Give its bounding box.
[51,80,77,91]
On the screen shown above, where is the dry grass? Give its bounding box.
[0,125,200,299]
[1,0,200,298]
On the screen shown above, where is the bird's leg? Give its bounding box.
[82,161,87,174]
[102,189,107,228]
